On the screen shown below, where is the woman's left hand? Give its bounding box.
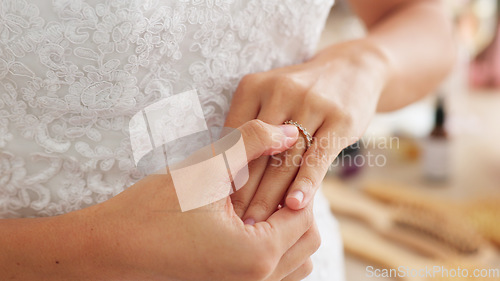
[225,39,389,223]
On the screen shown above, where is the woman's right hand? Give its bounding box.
[5,120,320,281]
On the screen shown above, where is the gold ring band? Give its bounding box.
[283,120,313,149]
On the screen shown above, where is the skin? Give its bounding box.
[0,121,319,281]
[0,0,454,280]
[226,0,455,223]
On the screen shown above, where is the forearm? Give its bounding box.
[365,1,455,111]
[319,0,455,112]
[0,212,103,280]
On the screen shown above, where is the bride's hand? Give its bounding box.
[65,120,319,281]
[226,39,389,223]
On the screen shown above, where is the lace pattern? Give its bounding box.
[1,1,345,280]
[0,0,334,217]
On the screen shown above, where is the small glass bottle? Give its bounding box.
[422,98,449,180]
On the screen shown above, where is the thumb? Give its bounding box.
[213,120,297,185]
[167,120,297,212]
[238,119,298,162]
[173,119,297,171]
[261,203,314,254]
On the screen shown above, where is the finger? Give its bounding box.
[259,202,314,254]
[232,120,298,172]
[224,75,261,129]
[165,119,297,213]
[231,156,269,218]
[285,123,344,210]
[269,222,320,280]
[224,120,298,209]
[281,259,314,281]
[231,109,288,219]
[242,116,322,223]
[220,74,263,217]
[240,147,299,224]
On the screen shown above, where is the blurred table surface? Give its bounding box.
[323,159,500,281]
[322,121,500,280]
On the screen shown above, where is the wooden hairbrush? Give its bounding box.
[340,218,500,281]
[363,181,500,248]
[322,181,490,260]
[463,199,500,247]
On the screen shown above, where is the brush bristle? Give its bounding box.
[465,199,500,247]
[393,204,483,255]
[363,182,485,255]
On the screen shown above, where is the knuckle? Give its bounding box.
[311,225,322,252]
[236,74,263,99]
[270,156,295,175]
[304,144,332,170]
[248,119,267,132]
[302,259,314,277]
[247,119,268,134]
[275,74,295,88]
[328,101,355,128]
[248,247,277,280]
[311,142,330,159]
[247,156,265,173]
[338,109,355,130]
[303,204,315,227]
[252,260,274,280]
[303,89,321,101]
[239,73,259,88]
[246,119,272,146]
[261,235,280,258]
[273,75,304,95]
[231,198,248,214]
[301,223,321,255]
[297,175,316,192]
[249,198,274,215]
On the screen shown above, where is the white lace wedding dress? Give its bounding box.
[0,0,344,280]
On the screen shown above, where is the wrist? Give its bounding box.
[77,179,181,281]
[313,38,392,91]
[356,38,393,83]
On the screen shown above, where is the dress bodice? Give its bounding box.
[0,0,334,217]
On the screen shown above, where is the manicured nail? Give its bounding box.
[288,190,304,205]
[280,124,298,138]
[279,124,298,146]
[244,218,255,225]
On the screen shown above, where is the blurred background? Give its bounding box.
[319,0,500,280]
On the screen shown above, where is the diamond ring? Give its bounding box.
[283,120,313,149]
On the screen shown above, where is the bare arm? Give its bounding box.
[0,213,98,280]
[347,0,455,111]
[0,121,318,281]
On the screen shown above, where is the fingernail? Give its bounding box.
[288,190,304,205]
[279,125,298,146]
[244,218,255,225]
[279,124,298,139]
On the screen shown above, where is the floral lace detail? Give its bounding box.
[0,0,334,216]
[1,1,345,279]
